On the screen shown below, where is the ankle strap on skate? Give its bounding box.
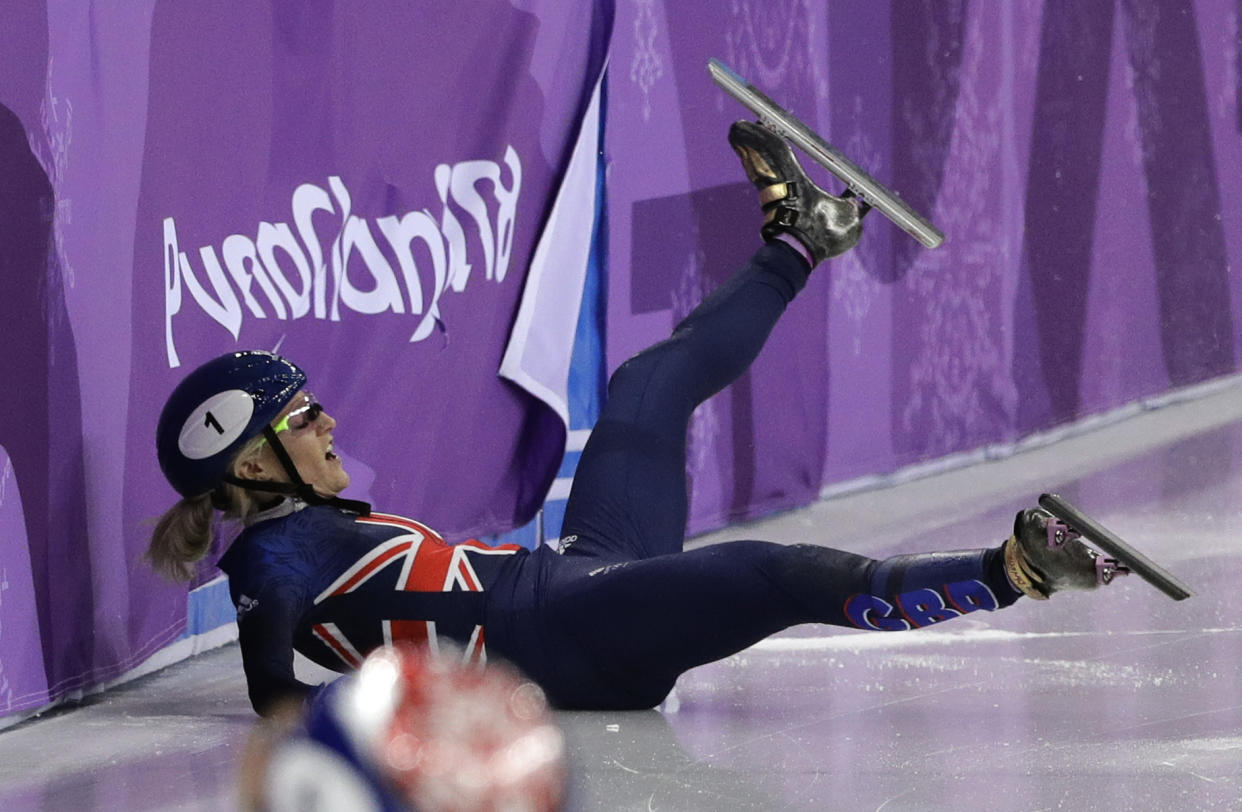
[1003,535,1050,600]
[759,181,795,208]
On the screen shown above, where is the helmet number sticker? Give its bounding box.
[178,389,256,460]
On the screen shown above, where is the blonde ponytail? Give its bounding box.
[147,438,275,581]
[146,493,217,582]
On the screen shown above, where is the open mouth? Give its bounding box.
[326,441,338,461]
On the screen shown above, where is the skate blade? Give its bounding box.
[1039,493,1194,601]
[708,58,945,250]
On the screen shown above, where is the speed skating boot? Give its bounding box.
[1003,507,1129,600]
[728,120,865,264]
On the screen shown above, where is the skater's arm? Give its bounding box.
[237,580,317,716]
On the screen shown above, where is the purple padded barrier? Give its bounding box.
[0,0,611,718]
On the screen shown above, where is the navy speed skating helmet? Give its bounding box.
[157,351,306,498]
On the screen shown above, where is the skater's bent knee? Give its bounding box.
[607,349,660,397]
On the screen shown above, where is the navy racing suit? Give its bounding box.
[219,242,1023,716]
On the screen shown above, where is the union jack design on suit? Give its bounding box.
[218,503,522,714]
[312,512,520,667]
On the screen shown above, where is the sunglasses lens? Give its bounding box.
[291,401,323,431]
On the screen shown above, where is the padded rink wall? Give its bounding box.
[605,0,1242,535]
[1,0,1241,723]
[0,1,613,722]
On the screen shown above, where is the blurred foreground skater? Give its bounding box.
[239,645,567,812]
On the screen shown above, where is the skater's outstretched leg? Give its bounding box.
[560,123,865,562]
[545,539,1017,709]
[544,508,1118,709]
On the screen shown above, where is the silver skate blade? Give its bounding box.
[1039,493,1194,601]
[708,58,945,249]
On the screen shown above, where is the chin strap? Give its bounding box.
[223,425,371,516]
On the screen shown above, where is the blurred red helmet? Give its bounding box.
[257,644,567,811]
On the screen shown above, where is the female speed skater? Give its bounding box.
[150,121,1115,716]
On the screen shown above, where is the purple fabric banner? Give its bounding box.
[0,1,610,717]
[605,1,1242,535]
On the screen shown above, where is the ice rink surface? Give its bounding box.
[2,382,1241,810]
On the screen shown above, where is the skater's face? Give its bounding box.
[234,391,351,496]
